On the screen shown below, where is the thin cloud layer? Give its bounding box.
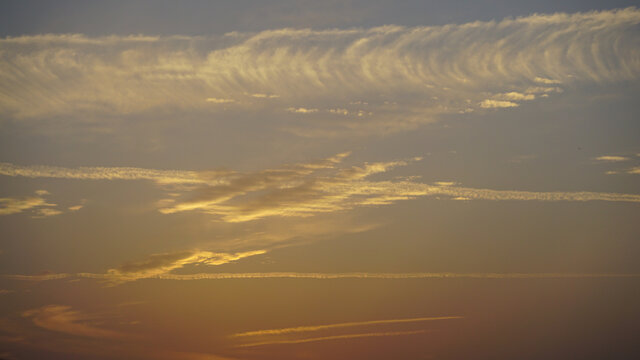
[121,272,640,281]
[593,155,631,162]
[232,316,462,338]
[236,330,426,348]
[0,190,60,217]
[2,153,639,223]
[22,305,125,339]
[97,249,266,283]
[5,272,639,285]
[1,8,639,134]
[157,154,640,222]
[0,162,216,186]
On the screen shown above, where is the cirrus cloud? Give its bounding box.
[1,8,638,135]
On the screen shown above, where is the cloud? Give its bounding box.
[1,8,638,135]
[2,152,639,223]
[0,196,50,215]
[479,100,519,108]
[86,272,640,281]
[236,330,426,348]
[68,204,84,211]
[609,166,640,175]
[593,155,631,162]
[98,249,266,283]
[286,107,319,113]
[6,272,639,284]
[205,98,235,104]
[3,273,71,281]
[0,191,60,217]
[156,153,640,222]
[22,305,125,339]
[0,162,219,186]
[157,154,424,222]
[34,208,63,217]
[534,77,562,84]
[496,92,536,101]
[232,316,462,338]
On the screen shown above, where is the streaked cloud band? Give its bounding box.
[232,316,462,337]
[236,330,427,348]
[1,8,638,134]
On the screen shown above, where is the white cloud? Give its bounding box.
[232,316,462,337]
[1,8,638,135]
[534,77,562,84]
[0,191,60,217]
[2,153,639,223]
[97,249,266,283]
[22,305,125,339]
[593,155,631,162]
[237,330,426,348]
[205,98,235,104]
[496,92,536,101]
[286,107,319,113]
[479,100,519,108]
[34,208,63,218]
[0,162,219,186]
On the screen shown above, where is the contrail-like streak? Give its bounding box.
[232,316,462,337]
[236,330,427,348]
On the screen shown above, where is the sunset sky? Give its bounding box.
[1,1,639,359]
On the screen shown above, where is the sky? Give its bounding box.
[0,1,639,359]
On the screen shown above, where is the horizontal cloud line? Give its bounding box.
[232,316,462,337]
[5,272,640,283]
[0,162,212,185]
[79,272,640,281]
[236,330,426,348]
[2,154,639,224]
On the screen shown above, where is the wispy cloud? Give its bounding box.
[607,166,640,175]
[79,272,640,281]
[286,107,319,114]
[232,316,462,337]
[2,153,639,223]
[97,249,266,284]
[157,153,424,222]
[1,8,638,134]
[205,98,236,104]
[0,162,216,185]
[5,272,639,284]
[479,100,519,109]
[3,273,71,281]
[22,305,125,339]
[0,190,60,217]
[155,153,640,222]
[593,155,631,162]
[236,330,426,347]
